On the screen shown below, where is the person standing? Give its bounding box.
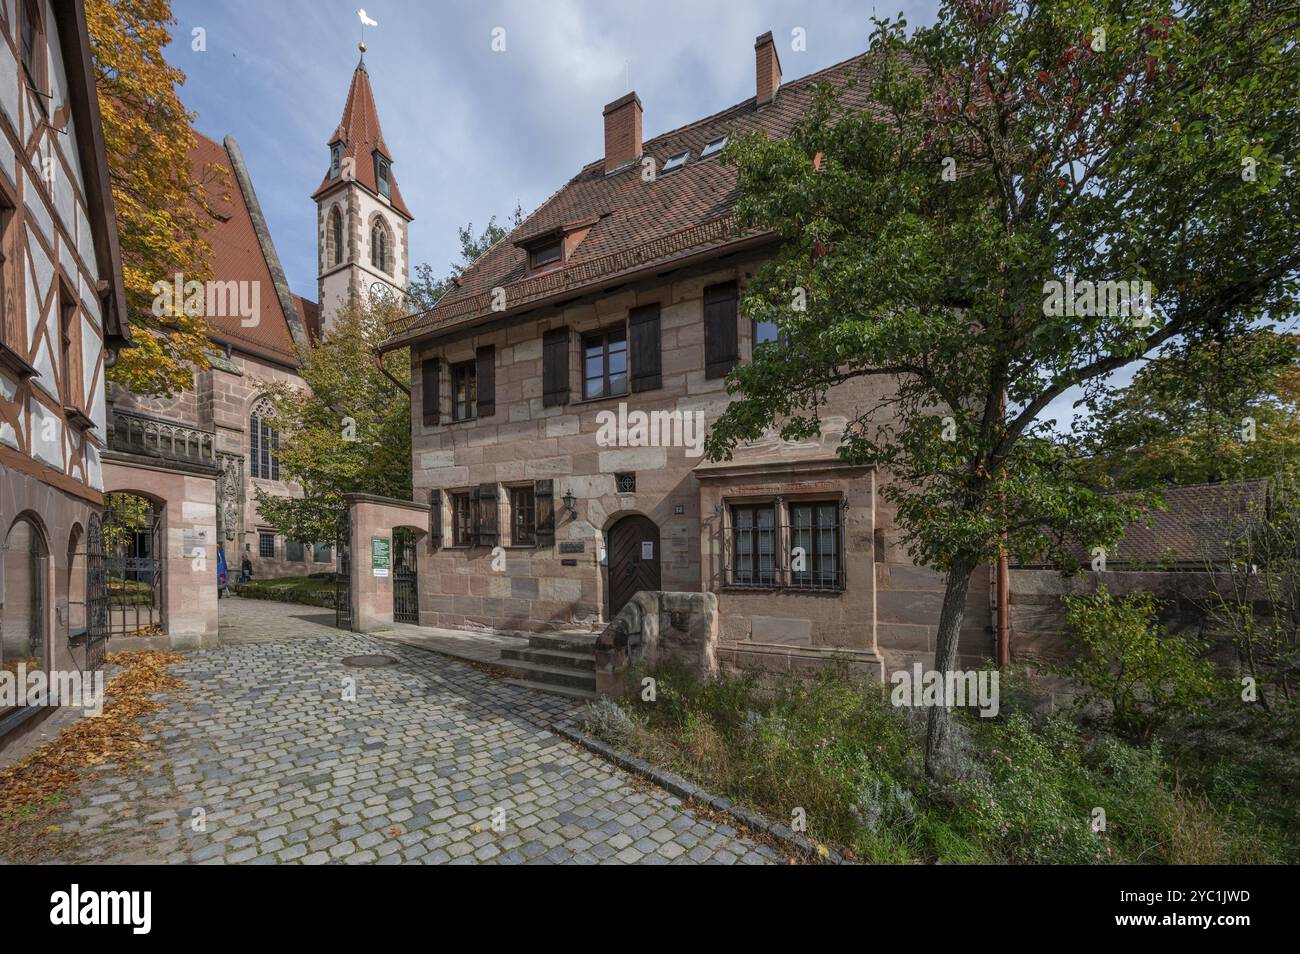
[217,542,229,599]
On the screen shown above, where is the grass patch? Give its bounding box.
[231,573,336,608]
[580,661,1285,864]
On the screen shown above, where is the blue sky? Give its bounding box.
[169,0,941,299]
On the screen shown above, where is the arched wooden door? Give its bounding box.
[606,515,660,619]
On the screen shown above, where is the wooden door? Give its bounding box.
[607,515,661,619]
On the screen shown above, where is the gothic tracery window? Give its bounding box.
[370,218,391,274]
[249,398,280,481]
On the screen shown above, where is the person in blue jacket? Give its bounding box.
[217,542,229,599]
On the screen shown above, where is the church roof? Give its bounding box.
[311,57,412,218]
[190,131,315,366]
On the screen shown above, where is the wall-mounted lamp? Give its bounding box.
[562,488,577,519]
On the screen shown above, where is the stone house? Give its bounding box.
[0,0,129,746]
[381,33,994,681]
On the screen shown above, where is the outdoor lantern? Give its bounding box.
[562,488,577,518]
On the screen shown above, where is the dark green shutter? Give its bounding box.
[421,358,440,426]
[474,482,498,546]
[542,327,570,406]
[476,345,496,417]
[429,489,442,550]
[534,479,554,547]
[629,303,662,392]
[703,281,739,379]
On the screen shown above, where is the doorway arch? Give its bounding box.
[2,515,50,718]
[605,513,661,619]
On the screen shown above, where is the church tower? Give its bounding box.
[312,44,413,333]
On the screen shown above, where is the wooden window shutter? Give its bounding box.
[703,281,739,379]
[629,303,662,392]
[475,345,496,417]
[421,358,440,426]
[542,327,570,406]
[474,482,499,546]
[429,489,442,550]
[534,479,555,547]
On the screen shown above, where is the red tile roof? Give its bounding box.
[190,131,313,366]
[311,58,412,219]
[385,49,885,347]
[1015,479,1274,567]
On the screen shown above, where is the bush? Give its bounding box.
[1059,586,1222,742]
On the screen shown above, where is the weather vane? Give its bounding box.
[357,8,378,56]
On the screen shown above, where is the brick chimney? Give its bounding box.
[755,31,782,105]
[603,91,643,174]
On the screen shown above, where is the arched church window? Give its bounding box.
[371,220,391,274]
[329,206,344,267]
[249,398,280,481]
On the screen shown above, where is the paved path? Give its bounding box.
[47,599,777,864]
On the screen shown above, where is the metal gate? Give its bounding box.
[334,512,353,629]
[83,514,109,670]
[103,493,163,636]
[393,528,418,624]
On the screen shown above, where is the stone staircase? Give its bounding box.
[498,631,598,701]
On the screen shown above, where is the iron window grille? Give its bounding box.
[258,532,275,558]
[615,472,636,494]
[286,540,305,562]
[451,360,477,421]
[451,492,474,546]
[723,497,847,592]
[510,486,536,546]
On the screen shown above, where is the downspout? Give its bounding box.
[997,384,1011,669]
[375,350,409,395]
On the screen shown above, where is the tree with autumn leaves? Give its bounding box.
[86,0,222,395]
[707,0,1300,780]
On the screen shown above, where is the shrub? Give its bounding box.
[1059,586,1222,742]
[579,697,640,744]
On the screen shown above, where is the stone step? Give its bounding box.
[500,646,596,671]
[502,678,597,702]
[528,631,599,653]
[492,658,596,691]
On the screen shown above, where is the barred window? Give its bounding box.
[790,501,842,590]
[731,504,776,587]
[726,498,846,592]
[451,492,473,546]
[510,486,536,546]
[286,540,304,562]
[258,532,275,558]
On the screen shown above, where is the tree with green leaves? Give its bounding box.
[1081,331,1299,489]
[253,298,411,546]
[705,0,1300,781]
[405,206,523,313]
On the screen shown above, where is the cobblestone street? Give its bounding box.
[43,599,777,864]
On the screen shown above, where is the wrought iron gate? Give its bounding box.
[83,514,109,671]
[393,528,418,624]
[334,512,353,629]
[103,494,163,636]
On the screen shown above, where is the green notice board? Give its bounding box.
[371,536,390,577]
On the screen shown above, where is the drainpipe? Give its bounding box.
[996,383,1011,669]
[997,548,1010,669]
[374,350,409,395]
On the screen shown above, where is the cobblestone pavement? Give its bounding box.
[46,599,778,864]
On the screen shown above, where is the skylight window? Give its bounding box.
[662,150,689,173]
[700,135,728,159]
